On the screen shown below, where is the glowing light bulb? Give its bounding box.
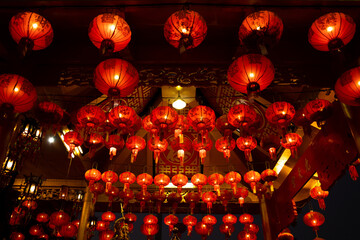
[282,111,286,115]
[256,26,260,30]
[249,73,255,78]
[172,99,186,110]
[14,87,19,92]
[114,75,119,80]
[326,26,334,32]
[357,80,360,86]
[48,136,55,143]
[181,28,189,34]
[110,25,116,31]
[32,23,38,29]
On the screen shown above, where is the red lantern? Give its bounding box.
[50,211,70,227]
[261,169,278,192]
[225,171,242,194]
[244,223,259,234]
[191,173,207,196]
[172,173,188,193]
[308,12,356,51]
[236,136,257,162]
[150,106,178,130]
[349,158,360,181]
[216,115,236,137]
[72,219,80,229]
[88,13,131,54]
[164,214,179,234]
[238,231,257,240]
[77,105,106,129]
[195,221,213,240]
[265,102,295,128]
[208,173,224,196]
[90,182,105,204]
[184,192,200,214]
[228,54,274,98]
[187,106,215,137]
[36,212,49,223]
[228,104,257,129]
[141,224,159,240]
[239,213,254,225]
[137,173,153,194]
[59,223,77,238]
[154,173,170,195]
[105,185,119,207]
[125,213,137,223]
[152,191,166,214]
[37,101,63,126]
[126,136,146,163]
[119,171,136,192]
[94,58,139,98]
[164,10,207,52]
[102,170,118,192]
[171,137,192,166]
[223,214,237,225]
[148,138,168,164]
[0,74,37,113]
[85,168,102,187]
[304,99,332,127]
[109,105,138,131]
[102,211,116,222]
[183,215,198,236]
[167,192,182,214]
[303,211,325,235]
[38,234,49,240]
[143,214,158,225]
[335,67,360,106]
[234,187,249,207]
[192,137,213,164]
[310,186,329,210]
[277,228,294,240]
[84,133,104,157]
[9,207,25,225]
[99,230,115,240]
[105,135,124,160]
[218,190,233,211]
[172,115,189,142]
[220,223,235,239]
[64,131,83,158]
[119,189,134,209]
[281,133,302,157]
[202,215,217,226]
[215,137,236,160]
[244,170,261,193]
[123,114,142,135]
[22,200,37,210]
[202,191,217,213]
[9,12,53,55]
[29,225,43,236]
[142,115,160,137]
[260,134,281,161]
[96,221,110,232]
[10,232,25,240]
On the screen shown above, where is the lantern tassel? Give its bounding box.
[318,199,326,210]
[251,182,256,194]
[239,197,244,207]
[269,182,274,192]
[179,133,184,143]
[190,202,195,214]
[187,226,193,236]
[232,184,237,195]
[349,165,359,181]
[214,185,221,196]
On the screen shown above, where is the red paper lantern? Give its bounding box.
[191,173,207,196]
[105,135,124,160]
[261,169,278,192]
[220,223,235,239]
[94,58,139,98]
[265,102,295,127]
[141,223,159,240]
[29,225,43,236]
[238,231,257,240]
[84,133,104,157]
[88,13,131,54]
[215,137,236,160]
[236,136,257,162]
[72,219,80,229]
[192,137,213,164]
[105,185,119,207]
[223,214,237,225]
[228,54,274,97]
[304,99,332,127]
[335,66,360,106]
[303,210,325,233]
[102,170,118,192]
[167,192,182,214]
[77,105,105,128]
[184,192,200,214]
[228,104,257,129]
[59,223,77,238]
[85,168,102,187]
[152,191,166,214]
[50,211,70,227]
[208,173,224,196]
[171,137,192,166]
[36,212,49,223]
[225,171,242,194]
[9,12,53,55]
[126,136,146,163]
[37,101,63,126]
[244,223,259,234]
[90,182,105,204]
[102,211,116,222]
[119,189,134,209]
[310,186,329,210]
[172,115,189,141]
[137,173,153,194]
[9,207,25,225]
[22,200,37,210]
[154,173,170,195]
[119,171,136,192]
[202,191,217,213]
[349,158,360,181]
[216,115,236,137]
[218,190,233,211]
[187,106,215,136]
[96,221,110,232]
[238,10,283,49]
[195,221,213,240]
[148,138,168,164]
[109,105,138,130]
[164,214,179,234]
[260,134,281,161]
[183,215,198,236]
[202,215,217,226]
[125,213,137,223]
[281,133,302,157]
[308,12,356,51]
[142,115,160,137]
[164,10,207,51]
[10,232,25,240]
[99,230,115,240]
[143,214,158,225]
[239,213,254,225]
[234,187,249,207]
[244,170,261,193]
[38,234,49,240]
[0,74,37,113]
[277,228,294,240]
[172,173,188,193]
[150,106,178,130]
[64,131,83,158]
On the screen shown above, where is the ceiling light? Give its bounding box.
[48,136,55,143]
[172,98,186,109]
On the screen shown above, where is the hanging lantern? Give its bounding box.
[192,137,213,164]
[109,105,138,131]
[50,211,70,227]
[303,211,325,236]
[310,186,329,210]
[105,185,119,207]
[187,105,215,138]
[105,135,124,160]
[84,133,104,158]
[223,214,237,226]
[216,115,236,137]
[218,190,233,211]
[227,104,257,129]
[0,74,37,113]
[261,169,278,192]
[152,191,166,214]
[308,12,356,51]
[64,131,83,158]
[102,211,116,222]
[184,192,200,214]
[96,221,110,232]
[265,102,295,129]
[125,213,137,223]
[260,134,281,161]
[164,9,207,53]
[59,223,77,238]
[137,173,153,194]
[167,192,182,214]
[148,138,168,164]
[239,214,254,225]
[77,105,106,129]
[191,173,207,196]
[9,207,25,226]
[101,170,118,192]
[208,173,224,196]
[171,137,192,166]
[228,54,275,98]
[99,230,115,240]
[120,189,134,209]
[99,112,116,137]
[150,106,178,130]
[225,171,242,194]
[29,225,43,236]
[144,214,158,225]
[9,12,53,56]
[119,171,136,192]
[164,214,179,234]
[171,173,188,193]
[10,232,25,240]
[154,173,170,195]
[94,58,139,98]
[88,13,131,54]
[238,231,257,240]
[244,223,259,234]
[142,115,160,137]
[234,187,248,207]
[37,101,63,127]
[90,182,105,204]
[38,234,48,240]
[349,158,360,181]
[195,221,213,240]
[236,136,257,162]
[335,67,360,106]
[183,215,198,236]
[172,115,189,142]
[277,228,294,240]
[215,137,236,160]
[202,215,217,226]
[36,213,49,223]
[126,136,146,163]
[85,169,102,188]
[281,133,302,157]
[220,223,235,240]
[304,99,332,128]
[202,191,217,213]
[244,171,261,193]
[140,223,159,240]
[22,200,38,210]
[72,219,80,229]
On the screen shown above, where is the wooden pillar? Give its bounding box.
[260,195,272,240]
[341,103,360,153]
[77,186,93,240]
